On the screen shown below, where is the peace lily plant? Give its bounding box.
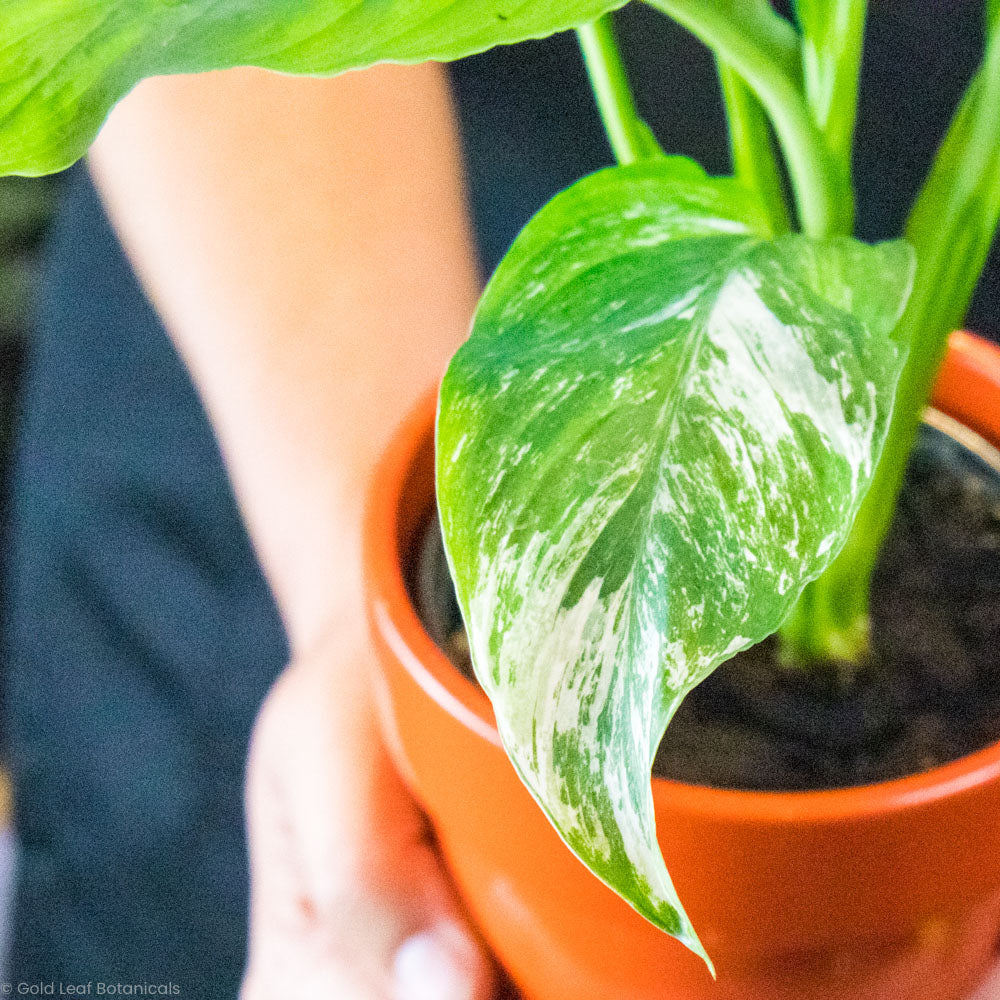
[5,0,1000,971]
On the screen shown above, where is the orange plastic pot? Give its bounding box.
[364,331,1000,1000]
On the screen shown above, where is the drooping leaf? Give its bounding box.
[437,159,914,961]
[1,0,626,176]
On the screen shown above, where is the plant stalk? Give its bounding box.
[576,17,664,166]
[781,29,1000,664]
[716,60,791,236]
[797,0,868,179]
[647,0,853,237]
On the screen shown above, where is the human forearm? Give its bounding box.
[88,64,479,657]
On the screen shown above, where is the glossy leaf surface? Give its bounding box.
[1,0,625,175]
[437,160,914,959]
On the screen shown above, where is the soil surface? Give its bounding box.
[411,422,1000,791]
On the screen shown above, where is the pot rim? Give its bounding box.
[365,330,1000,829]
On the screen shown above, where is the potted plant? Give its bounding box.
[4,1,1000,997]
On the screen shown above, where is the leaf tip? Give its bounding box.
[680,924,715,978]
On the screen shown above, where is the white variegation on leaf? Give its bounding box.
[437,158,915,964]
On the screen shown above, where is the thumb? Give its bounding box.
[244,632,496,1000]
[390,889,493,1000]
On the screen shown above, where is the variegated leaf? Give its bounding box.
[437,159,914,961]
[1,0,626,176]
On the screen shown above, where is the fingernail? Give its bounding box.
[392,924,482,1000]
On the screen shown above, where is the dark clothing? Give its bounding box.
[2,5,998,996]
[3,168,288,995]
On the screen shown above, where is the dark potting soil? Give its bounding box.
[410,421,1000,792]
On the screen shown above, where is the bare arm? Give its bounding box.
[89,63,478,657]
[89,66,492,1000]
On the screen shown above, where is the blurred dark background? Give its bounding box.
[0,174,57,972]
[0,176,57,657]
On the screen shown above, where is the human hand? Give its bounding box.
[241,627,497,1000]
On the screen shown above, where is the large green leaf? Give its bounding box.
[437,159,914,961]
[1,0,626,176]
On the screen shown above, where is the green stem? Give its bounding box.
[798,0,868,176]
[781,30,1000,664]
[648,0,852,237]
[717,60,792,235]
[576,17,664,166]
